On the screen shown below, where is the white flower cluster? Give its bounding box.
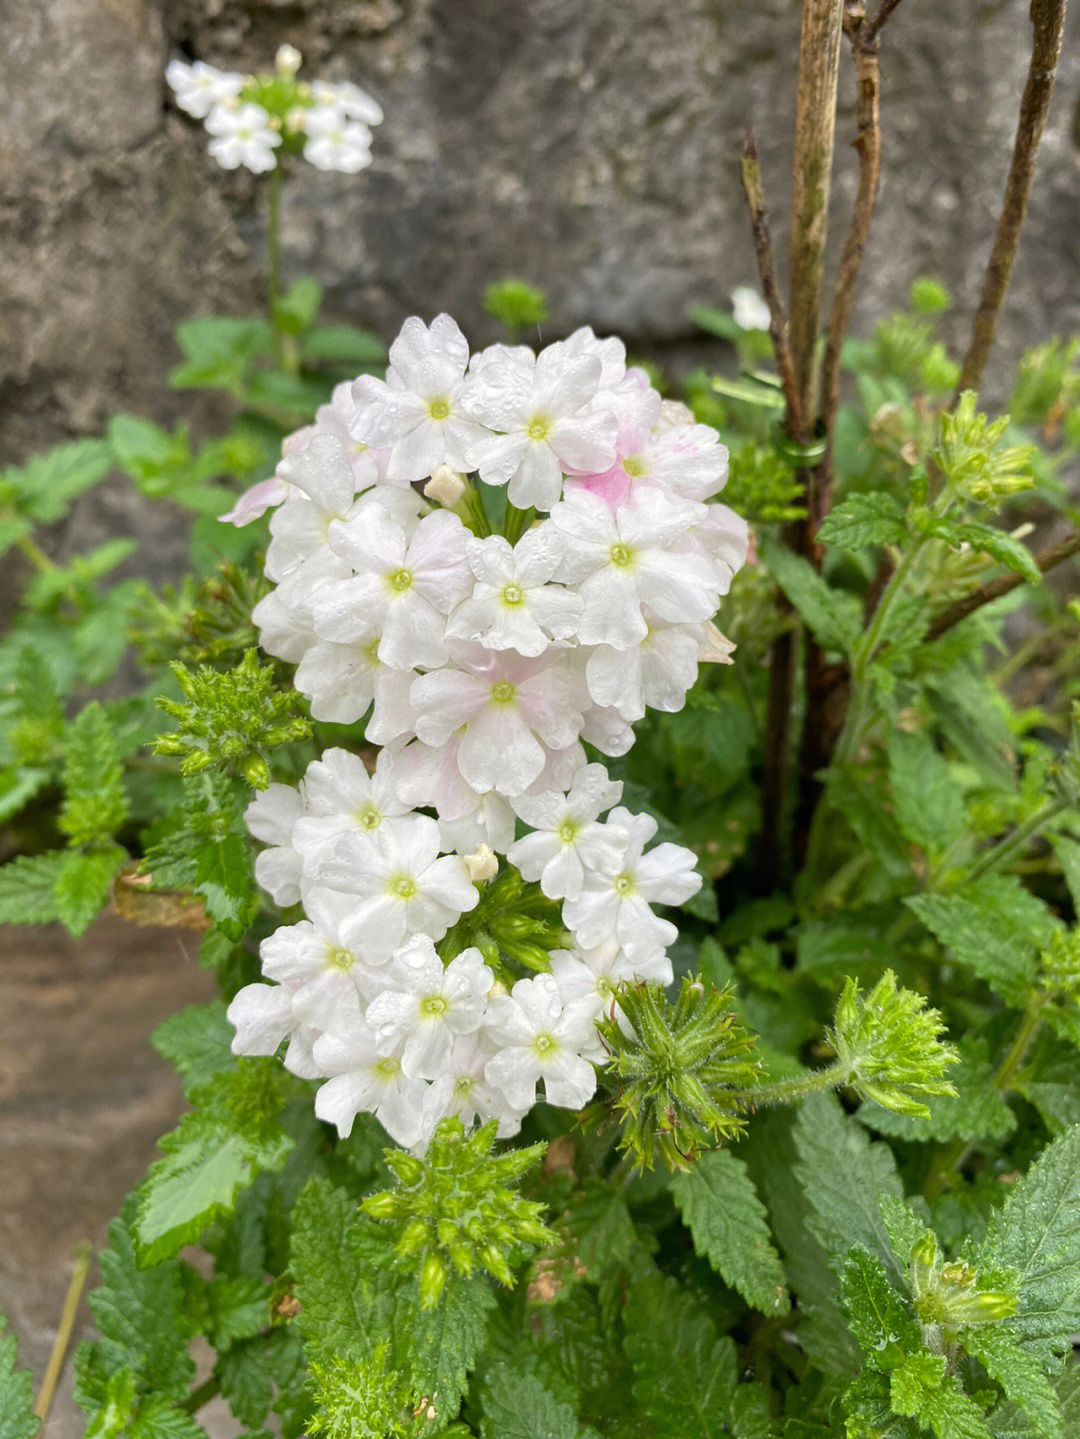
[166,46,382,175]
[226,313,749,1150]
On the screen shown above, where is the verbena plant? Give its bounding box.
[5,9,1080,1437]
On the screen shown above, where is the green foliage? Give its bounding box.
[362,1118,553,1306]
[932,392,1036,504]
[596,977,760,1170]
[671,1148,790,1315]
[482,279,550,336]
[0,1311,40,1439]
[479,1365,590,1439]
[155,648,311,788]
[827,971,958,1118]
[59,701,130,845]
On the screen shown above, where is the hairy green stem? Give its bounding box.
[737,1062,847,1109]
[503,502,534,545]
[963,795,1070,886]
[267,162,282,327]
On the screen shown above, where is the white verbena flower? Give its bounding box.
[302,105,373,173]
[483,973,599,1112]
[507,762,624,900]
[204,101,282,174]
[365,939,493,1079]
[446,528,582,657]
[313,1015,429,1148]
[166,59,244,119]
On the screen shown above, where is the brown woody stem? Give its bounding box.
[739,131,804,439]
[954,0,1068,399]
[925,529,1080,641]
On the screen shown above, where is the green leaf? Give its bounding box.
[960,1325,1061,1439]
[273,276,323,334]
[0,768,49,825]
[623,1272,738,1439]
[891,1353,995,1439]
[301,324,387,367]
[127,1400,208,1439]
[905,877,1057,1007]
[565,1181,638,1273]
[841,1248,921,1371]
[886,730,966,854]
[979,1123,1080,1366]
[0,1312,40,1439]
[480,1365,591,1439]
[215,1327,302,1429]
[405,1274,496,1425]
[170,316,273,390]
[793,1094,904,1282]
[1051,835,1080,914]
[951,523,1041,585]
[151,1002,236,1096]
[58,701,130,846]
[54,845,126,937]
[0,851,66,924]
[79,1203,195,1407]
[858,1036,1016,1145]
[761,537,862,653]
[991,1357,1080,1437]
[193,832,255,938]
[291,1178,397,1364]
[796,909,897,974]
[4,438,113,523]
[671,1149,790,1315]
[817,492,907,549]
[134,1065,295,1265]
[108,414,191,485]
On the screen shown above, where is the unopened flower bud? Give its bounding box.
[464,844,499,882]
[424,464,467,508]
[420,1252,447,1308]
[276,44,302,76]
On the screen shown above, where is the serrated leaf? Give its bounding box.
[905,877,1057,1007]
[405,1275,496,1426]
[59,701,130,846]
[892,1362,995,1439]
[216,1327,301,1429]
[796,908,898,974]
[761,538,862,653]
[817,492,907,549]
[978,1124,1080,1366]
[793,1094,904,1282]
[840,1248,920,1371]
[193,832,255,939]
[671,1149,789,1315]
[0,768,49,825]
[151,1002,236,1097]
[290,1178,397,1365]
[623,1272,738,1439]
[960,1325,1060,1439]
[0,850,66,924]
[128,1400,208,1439]
[0,1312,40,1439]
[886,730,966,853]
[859,1037,1016,1145]
[991,1357,1080,1437]
[4,438,113,523]
[54,845,126,937]
[566,1182,638,1273]
[1051,836,1080,913]
[952,524,1041,585]
[81,1202,195,1406]
[480,1365,593,1439]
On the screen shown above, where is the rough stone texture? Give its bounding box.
[0,913,232,1437]
[3,0,1080,484]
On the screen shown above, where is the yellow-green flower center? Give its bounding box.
[609,542,635,568]
[527,415,552,442]
[614,872,635,896]
[490,680,516,705]
[389,567,413,593]
[558,818,581,844]
[375,1056,402,1080]
[420,994,448,1017]
[427,397,451,420]
[623,456,645,478]
[532,1033,557,1056]
[355,802,381,831]
[501,583,525,608]
[325,945,355,971]
[391,874,418,900]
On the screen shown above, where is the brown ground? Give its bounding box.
[0,912,242,1437]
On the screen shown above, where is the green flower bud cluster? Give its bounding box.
[1038,929,1080,999]
[909,1232,1017,1344]
[154,648,310,789]
[827,972,958,1119]
[441,866,568,979]
[596,977,760,1172]
[307,1347,415,1439]
[132,560,268,671]
[932,391,1035,504]
[360,1118,555,1309]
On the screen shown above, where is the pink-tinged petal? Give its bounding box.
[394,737,478,821]
[219,475,290,526]
[379,592,448,671]
[412,669,489,746]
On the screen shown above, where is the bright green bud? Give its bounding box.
[932,391,1035,503]
[398,1217,429,1256]
[386,1150,425,1186]
[240,753,271,790]
[827,972,957,1119]
[420,1252,448,1308]
[598,977,759,1172]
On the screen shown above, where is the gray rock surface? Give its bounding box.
[2,0,1079,481]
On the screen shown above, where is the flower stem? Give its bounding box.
[267,161,282,326]
[963,795,1069,886]
[503,502,534,545]
[736,1062,846,1110]
[34,1243,93,1423]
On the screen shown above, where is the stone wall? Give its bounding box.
[3,0,1079,484]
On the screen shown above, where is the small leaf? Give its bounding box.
[54,846,127,937]
[761,537,862,653]
[886,730,966,854]
[0,851,66,925]
[0,1311,40,1439]
[480,1365,592,1439]
[817,492,907,549]
[301,324,387,367]
[671,1149,790,1314]
[273,276,322,334]
[960,1325,1061,1439]
[623,1272,737,1439]
[840,1248,920,1371]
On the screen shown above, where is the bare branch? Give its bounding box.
[925,529,1080,641]
[865,0,905,42]
[739,130,804,439]
[954,0,1068,399]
